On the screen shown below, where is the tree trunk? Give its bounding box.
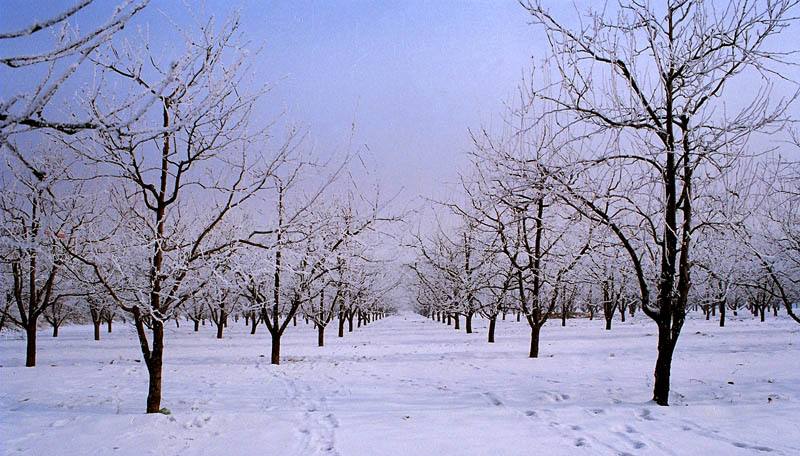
[145,322,164,413]
[250,314,258,335]
[216,321,224,339]
[454,313,460,330]
[94,320,101,341]
[529,325,541,358]
[760,306,765,322]
[338,314,345,338]
[194,320,200,332]
[561,308,566,327]
[465,313,473,333]
[652,324,676,406]
[318,324,325,347]
[719,301,726,328]
[270,332,281,365]
[488,316,496,343]
[52,324,59,338]
[348,313,354,332]
[619,306,626,323]
[516,311,520,322]
[107,318,112,333]
[25,325,37,367]
[605,315,612,331]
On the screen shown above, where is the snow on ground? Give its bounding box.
[2,312,799,455]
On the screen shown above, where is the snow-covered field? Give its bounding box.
[2,313,799,455]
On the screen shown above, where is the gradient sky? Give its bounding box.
[2,0,797,212]
[0,0,556,206]
[232,0,548,205]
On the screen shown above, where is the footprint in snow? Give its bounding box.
[325,413,339,428]
[733,442,773,452]
[483,393,503,406]
[638,409,656,421]
[524,410,537,417]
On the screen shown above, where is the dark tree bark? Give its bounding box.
[271,332,281,365]
[25,326,37,367]
[317,324,325,347]
[652,323,677,406]
[529,325,541,358]
[488,316,496,343]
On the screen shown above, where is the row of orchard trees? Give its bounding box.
[0,2,397,414]
[412,0,800,407]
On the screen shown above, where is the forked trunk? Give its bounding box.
[250,314,258,335]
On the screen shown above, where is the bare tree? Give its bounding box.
[521,0,798,405]
[1,142,90,365]
[0,1,151,175]
[61,9,285,413]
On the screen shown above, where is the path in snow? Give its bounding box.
[2,312,799,455]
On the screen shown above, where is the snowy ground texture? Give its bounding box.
[2,313,799,455]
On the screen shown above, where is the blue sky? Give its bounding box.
[0,0,547,205]
[2,1,797,209]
